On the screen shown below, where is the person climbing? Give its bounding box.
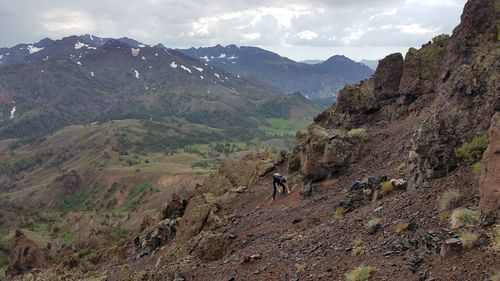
[272,172,290,200]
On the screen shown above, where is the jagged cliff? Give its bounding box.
[291,0,499,213]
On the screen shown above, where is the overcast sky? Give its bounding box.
[0,0,467,61]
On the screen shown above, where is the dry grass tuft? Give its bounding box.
[346,265,374,281]
[348,128,367,138]
[438,190,462,211]
[296,263,306,273]
[380,181,393,194]
[335,207,345,218]
[490,225,500,252]
[351,240,364,256]
[450,208,479,229]
[395,222,409,233]
[459,231,478,249]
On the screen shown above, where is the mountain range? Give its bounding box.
[0,35,321,141]
[179,45,374,106]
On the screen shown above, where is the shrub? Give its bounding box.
[449,208,479,229]
[395,223,409,233]
[346,265,374,281]
[459,231,478,249]
[380,181,393,194]
[348,128,367,138]
[432,34,450,47]
[438,190,462,212]
[455,135,488,163]
[472,161,484,175]
[335,207,345,218]
[352,240,364,256]
[490,225,500,252]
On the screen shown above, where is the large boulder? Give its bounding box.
[6,230,51,277]
[297,125,359,181]
[337,79,378,115]
[479,113,500,215]
[373,53,404,100]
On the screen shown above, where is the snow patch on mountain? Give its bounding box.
[200,56,210,62]
[228,55,238,60]
[134,69,140,79]
[138,44,146,48]
[193,66,203,72]
[9,106,16,119]
[131,48,140,57]
[76,61,82,65]
[74,42,89,49]
[218,53,226,59]
[181,65,191,74]
[214,73,220,79]
[27,45,44,54]
[91,71,94,77]
[142,56,146,60]
[170,61,178,68]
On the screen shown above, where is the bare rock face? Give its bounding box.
[161,194,188,220]
[295,126,359,182]
[373,53,404,100]
[6,230,51,277]
[399,38,448,100]
[407,0,499,189]
[479,113,500,215]
[337,79,378,115]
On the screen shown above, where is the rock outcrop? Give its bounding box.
[479,113,500,215]
[6,230,51,277]
[290,0,499,192]
[290,125,362,181]
[373,53,404,100]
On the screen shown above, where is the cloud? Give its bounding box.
[0,0,467,60]
[38,9,96,34]
[295,30,318,40]
[396,23,440,34]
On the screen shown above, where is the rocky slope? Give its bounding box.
[179,45,374,106]
[3,0,499,280]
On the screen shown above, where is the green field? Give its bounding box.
[107,152,212,174]
[265,117,311,136]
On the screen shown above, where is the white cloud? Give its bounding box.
[295,30,318,40]
[396,23,439,34]
[243,33,261,40]
[0,0,468,61]
[38,9,96,34]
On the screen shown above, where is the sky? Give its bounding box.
[0,0,467,61]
